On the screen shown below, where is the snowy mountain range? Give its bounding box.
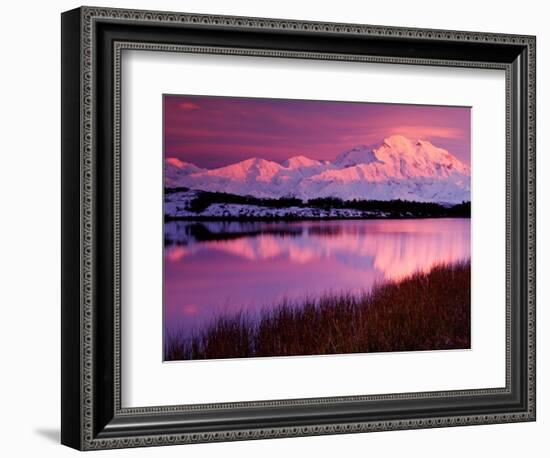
[165,135,471,204]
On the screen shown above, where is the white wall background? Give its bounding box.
[0,0,546,456]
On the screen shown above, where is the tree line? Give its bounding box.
[166,187,471,217]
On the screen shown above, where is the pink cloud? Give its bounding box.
[385,126,465,141]
[164,95,471,167]
[178,101,200,111]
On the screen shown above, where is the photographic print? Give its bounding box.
[163,95,471,361]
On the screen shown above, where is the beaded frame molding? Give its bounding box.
[61,6,536,450]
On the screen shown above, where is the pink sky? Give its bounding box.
[164,95,471,169]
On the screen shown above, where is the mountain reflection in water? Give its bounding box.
[164,219,470,336]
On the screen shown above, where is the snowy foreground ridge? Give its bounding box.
[165,189,394,219]
[166,135,471,205]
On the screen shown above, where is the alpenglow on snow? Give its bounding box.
[165,135,471,204]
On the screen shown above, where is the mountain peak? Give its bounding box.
[374,135,470,177]
[165,157,202,172]
[164,158,204,187]
[204,156,283,182]
[416,139,434,147]
[239,157,284,170]
[333,145,379,168]
[381,135,416,150]
[166,157,186,168]
[165,137,470,203]
[240,157,265,166]
[348,144,370,152]
[283,155,322,169]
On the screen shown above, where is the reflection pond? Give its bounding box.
[164,218,470,337]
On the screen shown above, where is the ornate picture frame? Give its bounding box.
[61,6,536,450]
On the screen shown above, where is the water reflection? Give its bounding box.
[164,219,470,335]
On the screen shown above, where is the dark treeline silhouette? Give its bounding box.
[164,186,190,194]
[307,197,471,216]
[166,188,471,218]
[185,190,302,213]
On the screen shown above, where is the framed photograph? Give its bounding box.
[61,6,536,450]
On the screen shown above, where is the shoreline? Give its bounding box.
[165,261,471,361]
[164,188,471,220]
[165,214,472,222]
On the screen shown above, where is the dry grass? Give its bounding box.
[165,261,470,361]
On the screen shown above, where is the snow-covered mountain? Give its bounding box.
[283,155,323,169]
[165,157,205,187]
[332,145,380,168]
[166,135,471,204]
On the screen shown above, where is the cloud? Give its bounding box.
[385,126,465,141]
[178,102,200,111]
[165,95,470,167]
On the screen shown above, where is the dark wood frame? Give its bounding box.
[61,6,536,450]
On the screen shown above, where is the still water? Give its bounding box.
[164,219,470,336]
